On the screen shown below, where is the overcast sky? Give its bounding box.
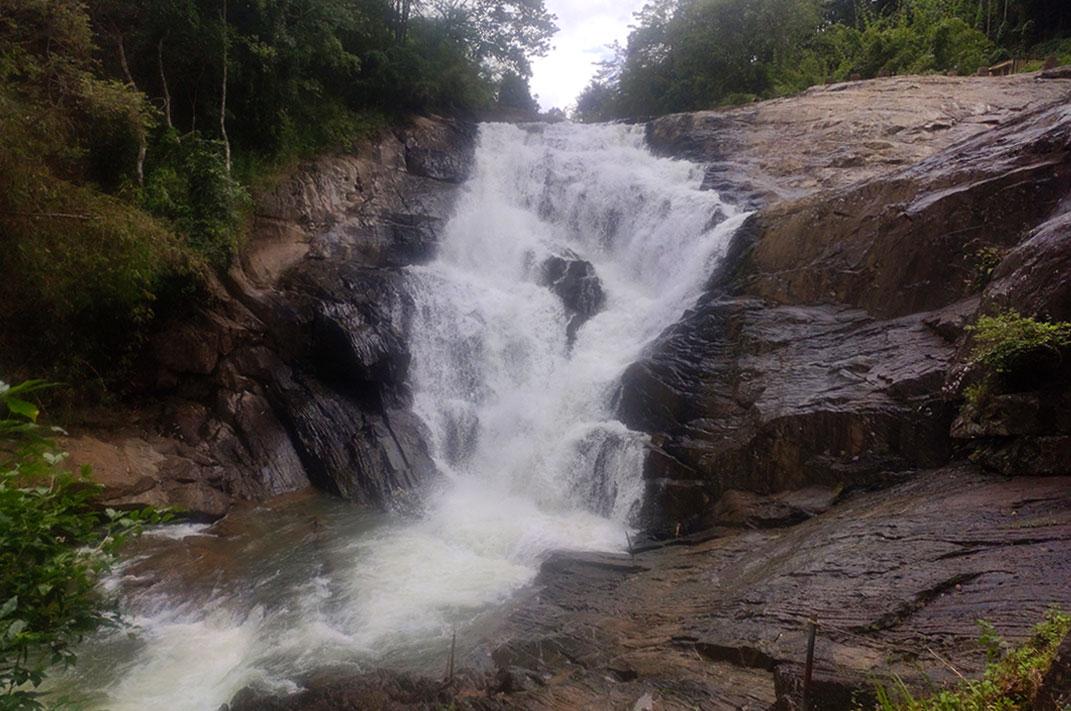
[529,0,646,112]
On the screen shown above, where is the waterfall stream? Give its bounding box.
[55,122,745,709]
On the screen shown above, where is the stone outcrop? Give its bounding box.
[476,466,1071,709]
[472,73,1071,708]
[538,251,606,344]
[623,78,1071,533]
[66,116,476,518]
[646,73,1071,205]
[227,669,459,711]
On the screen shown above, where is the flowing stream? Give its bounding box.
[56,122,745,709]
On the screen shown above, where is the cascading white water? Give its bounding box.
[52,121,745,710]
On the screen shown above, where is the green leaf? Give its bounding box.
[5,397,39,422]
[0,596,17,619]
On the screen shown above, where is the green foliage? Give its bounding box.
[871,608,1071,710]
[0,381,163,707]
[962,381,990,408]
[0,164,198,380]
[143,131,251,268]
[1031,37,1071,65]
[497,71,539,113]
[0,0,555,385]
[967,311,1071,388]
[576,0,1062,121]
[971,246,1005,288]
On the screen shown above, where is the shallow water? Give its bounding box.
[55,121,744,709]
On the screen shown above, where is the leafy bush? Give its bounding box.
[0,164,199,382]
[581,0,1007,121]
[143,131,251,268]
[871,608,1071,710]
[1031,38,1071,65]
[967,311,1071,389]
[0,381,161,707]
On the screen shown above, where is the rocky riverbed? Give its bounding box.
[67,72,1071,709]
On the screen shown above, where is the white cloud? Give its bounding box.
[529,0,645,112]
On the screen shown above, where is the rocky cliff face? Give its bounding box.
[65,116,476,519]
[68,75,1071,709]
[475,74,1071,710]
[623,75,1071,533]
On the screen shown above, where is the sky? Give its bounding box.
[529,0,646,112]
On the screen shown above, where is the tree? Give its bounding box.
[497,70,538,112]
[424,0,558,77]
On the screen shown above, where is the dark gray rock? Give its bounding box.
[539,252,606,344]
[398,116,477,184]
[712,486,839,529]
[487,466,1071,709]
[227,669,455,711]
[1037,633,1071,711]
[619,297,956,533]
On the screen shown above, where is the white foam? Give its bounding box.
[55,121,744,710]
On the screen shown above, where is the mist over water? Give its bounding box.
[56,122,744,710]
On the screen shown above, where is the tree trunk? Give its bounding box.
[158,37,174,130]
[220,0,231,174]
[116,34,146,187]
[392,0,413,42]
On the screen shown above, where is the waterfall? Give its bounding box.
[407,120,745,526]
[52,121,745,710]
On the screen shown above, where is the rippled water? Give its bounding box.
[54,121,745,709]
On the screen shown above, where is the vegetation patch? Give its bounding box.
[576,0,1071,121]
[967,311,1071,392]
[0,382,162,707]
[871,608,1071,710]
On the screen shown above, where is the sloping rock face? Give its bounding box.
[468,75,1071,709]
[483,466,1071,710]
[624,79,1071,533]
[66,116,475,518]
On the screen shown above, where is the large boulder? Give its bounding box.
[539,251,606,344]
[622,95,1071,534]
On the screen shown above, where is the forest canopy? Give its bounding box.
[0,0,556,385]
[575,0,1071,121]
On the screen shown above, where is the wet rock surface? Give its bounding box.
[646,74,1071,205]
[624,78,1071,533]
[489,74,1071,707]
[67,116,475,518]
[538,251,606,344]
[479,466,1071,710]
[226,669,457,711]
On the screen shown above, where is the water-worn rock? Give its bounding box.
[646,74,1071,205]
[1037,633,1071,711]
[539,251,606,343]
[621,298,958,531]
[226,669,456,711]
[484,466,1071,709]
[622,77,1071,532]
[67,116,476,518]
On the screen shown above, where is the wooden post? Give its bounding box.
[447,628,457,685]
[802,620,817,711]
